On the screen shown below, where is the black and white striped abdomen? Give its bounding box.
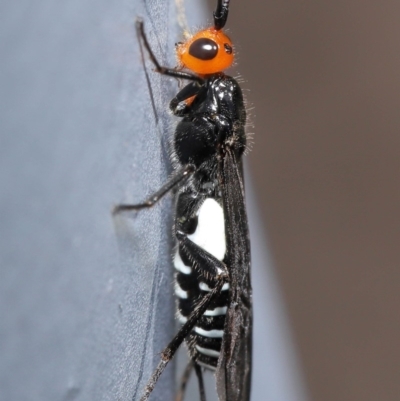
[174,197,228,370]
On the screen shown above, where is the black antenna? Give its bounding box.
[213,0,230,30]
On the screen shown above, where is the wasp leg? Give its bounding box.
[140,279,226,401]
[194,363,206,401]
[112,164,195,215]
[175,361,194,401]
[175,362,206,401]
[136,19,204,84]
[170,81,202,116]
[176,231,229,280]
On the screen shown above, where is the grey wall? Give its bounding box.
[0,1,305,401]
[1,1,177,399]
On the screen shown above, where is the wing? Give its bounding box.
[216,147,252,401]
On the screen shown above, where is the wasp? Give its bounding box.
[114,1,252,400]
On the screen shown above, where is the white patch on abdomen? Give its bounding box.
[176,311,188,324]
[174,250,192,274]
[188,198,226,261]
[204,306,227,316]
[194,326,224,338]
[195,345,220,358]
[174,282,188,299]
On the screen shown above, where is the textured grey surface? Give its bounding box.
[0,1,176,400]
[0,1,306,401]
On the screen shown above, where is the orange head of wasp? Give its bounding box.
[175,27,234,76]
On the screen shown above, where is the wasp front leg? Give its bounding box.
[169,81,202,117]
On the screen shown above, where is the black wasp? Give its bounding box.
[114,1,252,400]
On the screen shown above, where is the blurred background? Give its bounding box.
[215,1,400,401]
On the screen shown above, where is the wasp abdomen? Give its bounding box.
[174,197,228,369]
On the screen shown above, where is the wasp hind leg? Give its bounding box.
[176,230,229,279]
[194,363,206,401]
[175,361,206,401]
[140,239,228,401]
[139,279,225,401]
[131,183,228,401]
[175,361,194,401]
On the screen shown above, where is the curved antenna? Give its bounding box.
[136,19,159,126]
[213,0,230,30]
